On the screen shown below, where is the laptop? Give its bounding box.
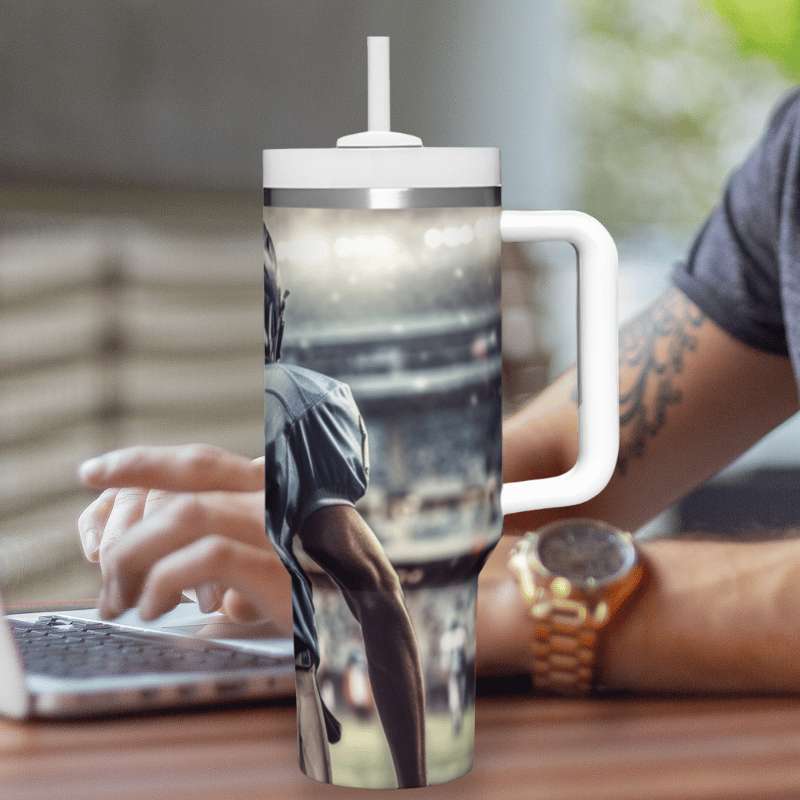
[0,594,296,719]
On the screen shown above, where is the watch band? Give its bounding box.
[529,596,597,694]
[507,533,605,695]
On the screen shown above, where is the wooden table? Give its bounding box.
[1,690,799,799]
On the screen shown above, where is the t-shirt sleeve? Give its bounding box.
[289,381,370,530]
[672,88,800,357]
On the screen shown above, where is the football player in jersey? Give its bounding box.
[262,226,426,787]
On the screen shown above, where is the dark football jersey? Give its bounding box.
[264,363,369,666]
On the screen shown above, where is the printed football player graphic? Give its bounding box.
[262,226,427,788]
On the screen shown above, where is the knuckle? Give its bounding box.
[142,557,173,589]
[199,535,236,569]
[223,592,263,624]
[182,443,224,472]
[165,494,208,528]
[115,445,151,470]
[98,534,132,573]
[77,504,95,532]
[142,488,171,515]
[97,548,126,591]
[112,486,146,508]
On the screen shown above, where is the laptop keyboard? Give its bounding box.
[11,615,292,679]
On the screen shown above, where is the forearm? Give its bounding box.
[299,507,427,787]
[360,598,427,788]
[503,287,799,536]
[598,538,800,693]
[502,364,682,535]
[477,536,800,694]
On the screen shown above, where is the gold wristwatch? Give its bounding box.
[507,519,645,694]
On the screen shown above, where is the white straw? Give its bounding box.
[367,36,391,132]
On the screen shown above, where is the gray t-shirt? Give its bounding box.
[673,87,800,385]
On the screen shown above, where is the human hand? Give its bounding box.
[77,444,291,631]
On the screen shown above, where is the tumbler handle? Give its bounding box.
[500,210,619,515]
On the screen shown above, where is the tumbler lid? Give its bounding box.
[263,37,500,191]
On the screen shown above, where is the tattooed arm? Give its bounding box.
[472,285,800,689]
[501,285,799,536]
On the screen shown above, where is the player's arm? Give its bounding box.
[297,506,427,788]
[502,285,800,536]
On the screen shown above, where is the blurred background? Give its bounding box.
[1,0,798,603]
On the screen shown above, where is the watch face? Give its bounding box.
[535,521,634,588]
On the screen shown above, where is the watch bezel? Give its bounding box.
[530,518,637,592]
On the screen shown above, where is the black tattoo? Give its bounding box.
[615,286,705,475]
